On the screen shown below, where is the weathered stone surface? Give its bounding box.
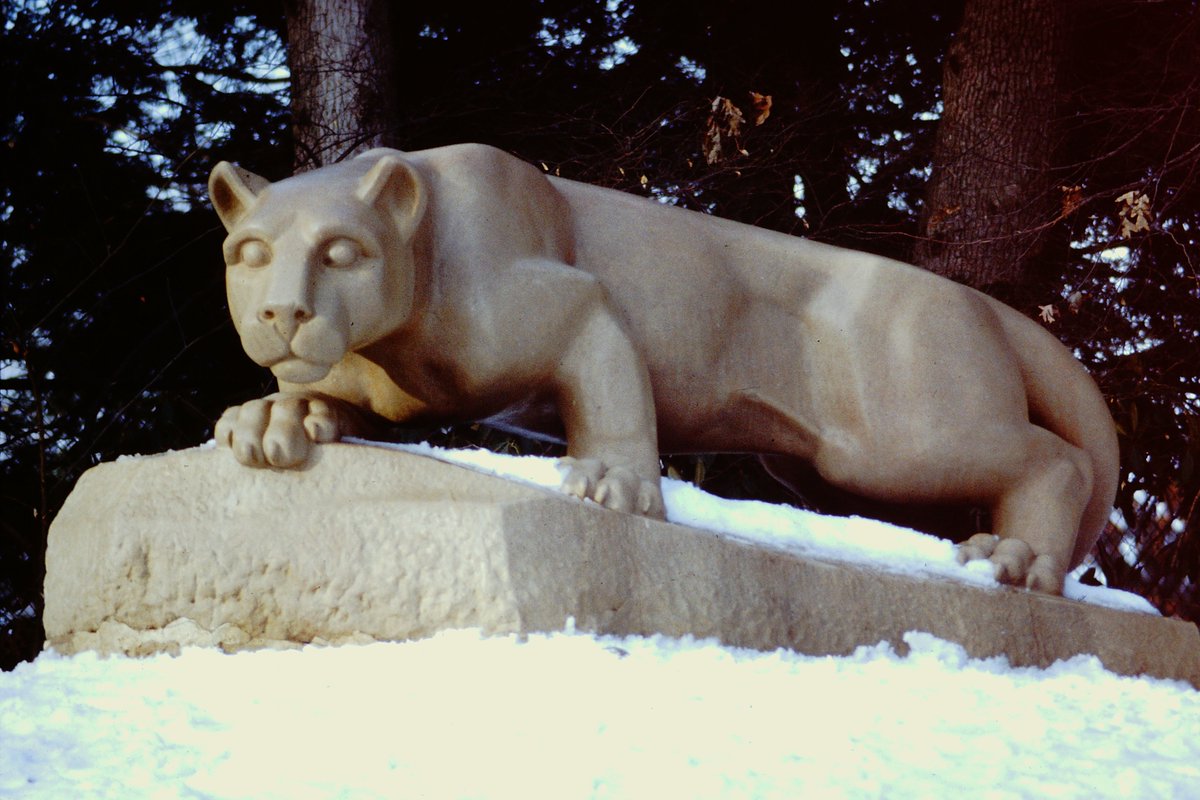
[44,444,1200,686]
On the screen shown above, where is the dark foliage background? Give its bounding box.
[3,0,1197,669]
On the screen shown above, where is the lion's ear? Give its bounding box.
[356,154,427,238]
[209,161,269,230]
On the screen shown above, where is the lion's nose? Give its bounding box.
[258,302,313,340]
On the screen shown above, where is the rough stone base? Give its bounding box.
[44,444,1200,686]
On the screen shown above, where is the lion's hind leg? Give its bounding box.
[909,423,1093,594]
[768,419,1092,594]
[973,425,1094,593]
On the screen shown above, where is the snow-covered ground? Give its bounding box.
[2,442,1197,799]
[2,628,1198,799]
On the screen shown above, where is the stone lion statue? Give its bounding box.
[208,143,1118,594]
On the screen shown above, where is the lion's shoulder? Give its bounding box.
[360,144,548,198]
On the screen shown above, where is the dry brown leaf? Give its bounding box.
[1059,185,1083,219]
[927,204,961,233]
[703,118,723,165]
[715,96,744,137]
[1116,190,1152,238]
[704,95,747,165]
[750,91,772,125]
[1038,304,1058,324]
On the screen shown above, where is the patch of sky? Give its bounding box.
[887,192,912,214]
[96,16,286,210]
[0,598,31,626]
[541,1,640,70]
[851,154,879,196]
[915,100,942,122]
[6,243,26,271]
[1117,532,1142,567]
[235,21,290,91]
[607,0,633,20]
[677,55,707,82]
[0,359,27,383]
[90,76,120,112]
[1109,331,1162,356]
[604,0,635,46]
[600,37,639,70]
[793,175,807,220]
[642,181,713,213]
[26,328,52,350]
[1072,219,1135,269]
[647,184,683,206]
[156,16,288,95]
[153,18,207,71]
[1098,245,1131,263]
[17,0,50,16]
[538,19,585,50]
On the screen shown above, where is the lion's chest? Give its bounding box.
[353,306,537,421]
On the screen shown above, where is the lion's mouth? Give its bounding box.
[239,315,345,384]
[269,357,334,384]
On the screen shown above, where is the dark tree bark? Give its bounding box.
[914,0,1067,295]
[284,0,399,170]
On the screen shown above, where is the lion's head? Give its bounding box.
[208,151,427,384]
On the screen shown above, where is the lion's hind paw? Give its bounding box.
[955,533,1065,594]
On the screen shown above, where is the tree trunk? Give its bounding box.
[284,0,398,171]
[913,0,1066,295]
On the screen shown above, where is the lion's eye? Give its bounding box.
[321,238,362,268]
[237,239,272,268]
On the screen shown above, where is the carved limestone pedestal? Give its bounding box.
[44,444,1200,687]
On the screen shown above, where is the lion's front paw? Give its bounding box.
[215,393,342,469]
[559,457,665,519]
[955,533,1065,594]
